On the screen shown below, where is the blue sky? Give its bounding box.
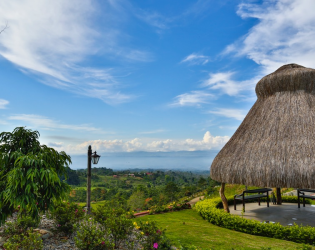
[1,0,315,166]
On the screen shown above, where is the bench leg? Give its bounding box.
[234,198,236,210]
[298,192,300,208]
[267,195,269,207]
[303,197,305,207]
[258,198,260,206]
[243,199,245,212]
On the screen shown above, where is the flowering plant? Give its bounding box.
[135,220,172,250]
[51,201,85,235]
[94,203,134,249]
[74,217,114,250]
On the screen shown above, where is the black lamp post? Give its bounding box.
[87,145,101,214]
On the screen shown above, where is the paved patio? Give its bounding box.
[230,202,315,227]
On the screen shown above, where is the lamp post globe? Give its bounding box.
[87,145,101,214]
[91,151,101,164]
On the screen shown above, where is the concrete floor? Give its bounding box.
[230,202,315,227]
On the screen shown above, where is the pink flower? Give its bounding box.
[57,224,61,227]
[153,243,158,249]
[101,241,105,245]
[156,230,161,234]
[83,209,85,212]
[75,209,78,213]
[36,202,38,205]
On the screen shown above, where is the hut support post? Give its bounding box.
[220,183,230,213]
[276,187,282,205]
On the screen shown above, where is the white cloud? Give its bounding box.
[171,91,214,107]
[139,129,166,135]
[181,53,210,65]
[219,125,238,131]
[0,99,9,109]
[48,142,63,147]
[209,108,248,121]
[202,72,260,96]
[8,114,103,132]
[170,72,259,108]
[59,131,229,153]
[227,0,315,73]
[0,1,150,105]
[135,11,172,30]
[134,0,213,31]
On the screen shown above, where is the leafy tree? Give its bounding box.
[164,181,180,202]
[127,191,145,211]
[65,167,80,185]
[0,127,71,225]
[198,177,207,189]
[165,175,171,183]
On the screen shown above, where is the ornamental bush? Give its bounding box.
[94,204,134,249]
[195,196,315,245]
[51,201,85,235]
[2,214,40,236]
[149,202,191,215]
[135,220,172,250]
[2,220,20,236]
[17,215,40,231]
[74,217,114,250]
[3,229,43,250]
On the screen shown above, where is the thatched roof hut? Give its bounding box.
[210,64,315,189]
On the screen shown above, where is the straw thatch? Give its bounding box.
[210,64,315,189]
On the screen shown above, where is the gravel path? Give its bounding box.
[187,196,204,206]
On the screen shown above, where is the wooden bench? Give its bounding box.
[234,188,272,212]
[297,189,315,208]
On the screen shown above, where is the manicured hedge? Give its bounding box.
[149,203,191,215]
[195,196,315,245]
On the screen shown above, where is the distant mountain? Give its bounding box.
[69,150,219,171]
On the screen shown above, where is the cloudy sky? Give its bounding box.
[1,0,315,168]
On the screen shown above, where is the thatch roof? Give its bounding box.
[210,64,315,188]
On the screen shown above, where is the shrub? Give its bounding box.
[3,221,20,236]
[3,229,43,250]
[195,196,315,245]
[296,244,314,250]
[149,202,191,215]
[94,204,134,249]
[2,214,39,237]
[51,201,85,235]
[74,217,114,250]
[17,215,39,231]
[134,220,172,250]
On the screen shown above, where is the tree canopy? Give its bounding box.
[0,127,71,225]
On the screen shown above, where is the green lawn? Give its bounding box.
[135,209,306,250]
[77,200,108,209]
[73,186,100,191]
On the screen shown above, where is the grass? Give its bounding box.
[77,200,108,209]
[135,209,305,250]
[73,186,100,191]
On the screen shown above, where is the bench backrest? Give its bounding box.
[298,189,315,193]
[243,188,272,194]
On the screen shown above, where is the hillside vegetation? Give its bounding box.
[65,167,215,211]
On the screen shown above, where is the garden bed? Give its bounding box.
[195,196,315,245]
